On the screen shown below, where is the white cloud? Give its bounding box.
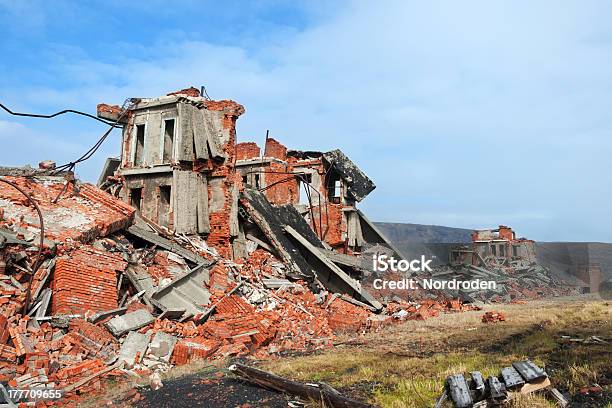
[1,0,611,241]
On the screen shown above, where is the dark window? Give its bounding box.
[254,173,260,189]
[134,124,145,165]
[158,186,171,227]
[499,245,505,257]
[163,119,175,162]
[513,245,518,257]
[130,187,142,211]
[491,245,497,256]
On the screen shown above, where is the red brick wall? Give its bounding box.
[262,162,299,205]
[203,101,245,257]
[264,138,287,160]
[52,246,126,315]
[235,142,261,160]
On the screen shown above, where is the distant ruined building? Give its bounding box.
[450,225,536,268]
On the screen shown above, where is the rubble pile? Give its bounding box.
[481,311,506,323]
[0,88,581,405]
[0,173,487,405]
[422,261,579,303]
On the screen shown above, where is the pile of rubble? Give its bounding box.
[0,173,473,405]
[439,360,569,407]
[418,261,579,304]
[0,88,579,405]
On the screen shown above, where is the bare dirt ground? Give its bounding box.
[86,296,611,408]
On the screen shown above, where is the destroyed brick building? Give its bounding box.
[234,139,393,254]
[0,87,581,405]
[450,225,536,268]
[97,87,399,261]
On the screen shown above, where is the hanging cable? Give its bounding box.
[51,98,134,175]
[0,103,120,127]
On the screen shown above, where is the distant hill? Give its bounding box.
[374,222,472,244]
[374,222,612,281]
[374,222,472,266]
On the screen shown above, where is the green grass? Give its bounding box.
[263,299,611,407]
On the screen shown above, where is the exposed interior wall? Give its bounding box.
[124,173,173,227]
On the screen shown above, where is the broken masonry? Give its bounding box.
[0,87,580,405]
[0,86,428,404]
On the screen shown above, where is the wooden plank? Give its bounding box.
[197,173,210,234]
[518,377,551,394]
[192,108,209,160]
[229,363,375,408]
[548,387,569,407]
[177,103,195,161]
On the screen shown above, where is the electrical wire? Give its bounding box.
[51,99,134,174]
[0,100,135,176]
[0,103,120,127]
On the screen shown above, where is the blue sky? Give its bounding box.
[1,0,611,242]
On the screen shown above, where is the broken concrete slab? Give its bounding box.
[146,332,178,363]
[240,189,316,279]
[322,149,375,202]
[150,263,212,319]
[119,331,151,367]
[105,309,155,337]
[274,204,324,249]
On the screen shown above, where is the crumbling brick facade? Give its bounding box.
[235,138,375,252]
[451,225,537,267]
[98,88,244,258]
[98,87,393,258]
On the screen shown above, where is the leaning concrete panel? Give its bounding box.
[177,102,195,161]
[240,189,316,279]
[202,109,226,159]
[173,170,198,234]
[191,106,210,160]
[197,173,211,234]
[323,149,375,202]
[284,225,383,311]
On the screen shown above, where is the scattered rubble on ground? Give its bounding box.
[439,360,564,408]
[481,311,506,324]
[0,87,583,406]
